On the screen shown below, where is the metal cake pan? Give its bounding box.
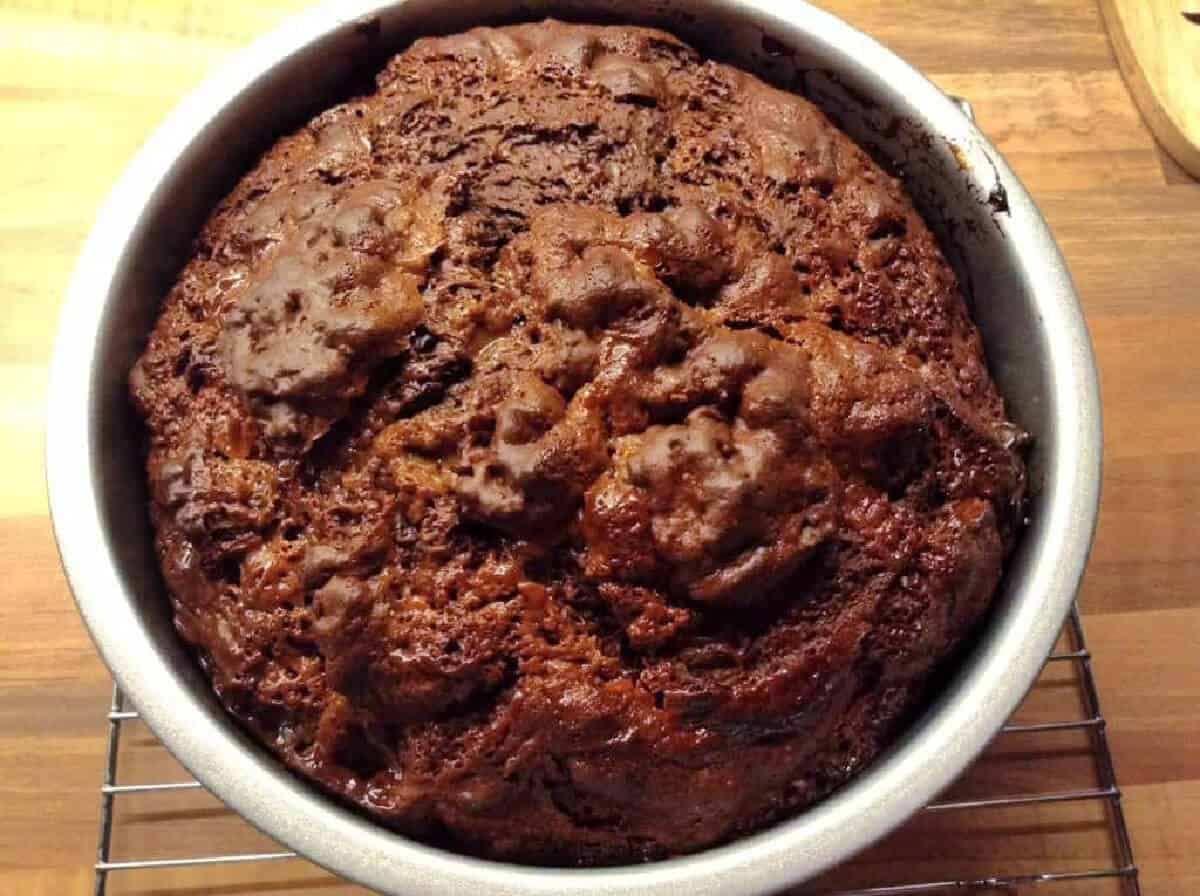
[46,1,1102,893]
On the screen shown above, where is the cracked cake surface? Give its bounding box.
[130,20,1027,866]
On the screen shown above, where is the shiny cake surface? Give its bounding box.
[131,20,1026,865]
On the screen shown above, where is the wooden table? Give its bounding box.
[1,1,1196,893]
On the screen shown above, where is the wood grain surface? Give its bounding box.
[1,1,1197,894]
[1100,0,1200,177]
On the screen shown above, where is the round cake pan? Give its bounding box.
[47,1,1102,893]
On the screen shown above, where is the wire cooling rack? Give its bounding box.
[92,601,1140,896]
[89,93,1136,896]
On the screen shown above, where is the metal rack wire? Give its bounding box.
[92,601,1140,895]
[90,90,1137,896]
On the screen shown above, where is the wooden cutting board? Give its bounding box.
[0,1,1198,894]
[1101,0,1200,177]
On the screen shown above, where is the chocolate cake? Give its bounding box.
[130,20,1027,865]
